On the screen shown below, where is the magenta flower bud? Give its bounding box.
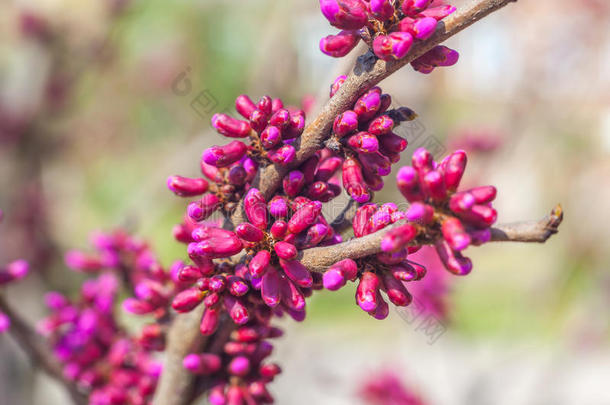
[319,0,368,30]
[244,188,268,230]
[368,115,394,136]
[377,249,407,265]
[187,194,220,222]
[333,110,359,137]
[178,265,203,283]
[301,223,330,248]
[209,275,227,293]
[236,223,265,243]
[468,185,497,204]
[257,96,273,117]
[301,155,319,184]
[369,292,390,320]
[281,276,306,311]
[64,251,103,272]
[378,132,408,155]
[458,204,498,227]
[330,75,346,97]
[357,272,380,312]
[269,108,291,130]
[243,157,258,181]
[123,298,155,315]
[354,89,382,121]
[224,295,249,325]
[183,353,222,375]
[343,157,371,203]
[192,226,239,242]
[0,313,10,333]
[194,236,242,259]
[399,16,437,40]
[420,5,457,21]
[5,259,29,281]
[435,240,473,275]
[200,307,220,335]
[370,0,395,20]
[390,263,417,281]
[323,268,346,291]
[249,250,271,278]
[316,156,342,182]
[167,175,209,197]
[44,292,68,310]
[283,170,305,197]
[249,109,268,133]
[270,220,288,240]
[285,110,306,139]
[353,204,378,237]
[406,202,434,223]
[226,166,246,186]
[274,241,297,260]
[268,144,296,166]
[443,150,467,191]
[381,223,417,253]
[172,288,204,312]
[268,196,289,218]
[401,0,432,16]
[320,30,360,57]
[202,141,248,168]
[211,113,251,138]
[469,228,492,246]
[359,152,391,176]
[261,267,281,307]
[288,201,322,234]
[208,384,227,405]
[373,32,414,61]
[381,272,412,307]
[449,192,476,214]
[412,45,459,73]
[422,170,447,200]
[228,356,251,377]
[200,161,223,183]
[412,147,434,174]
[347,132,379,153]
[235,94,257,119]
[279,259,313,288]
[227,276,249,296]
[260,125,282,149]
[226,385,246,404]
[442,218,471,251]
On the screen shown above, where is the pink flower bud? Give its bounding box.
[353,204,378,237]
[323,268,346,291]
[268,144,296,166]
[449,192,476,214]
[123,298,155,315]
[420,5,456,20]
[347,132,379,153]
[0,313,9,333]
[260,125,282,149]
[236,223,265,243]
[333,110,359,137]
[368,115,394,136]
[411,45,459,73]
[443,150,467,191]
[183,353,222,375]
[469,228,492,245]
[368,291,390,320]
[172,288,204,312]
[301,223,329,248]
[435,240,473,275]
[288,202,322,234]
[249,250,271,278]
[274,241,297,260]
[390,263,418,281]
[285,109,306,139]
[211,114,251,138]
[442,218,471,251]
[373,32,414,61]
[354,88,382,121]
[320,30,361,57]
[330,75,347,97]
[401,0,432,16]
[381,223,417,252]
[370,0,395,20]
[468,185,497,204]
[357,271,380,312]
[193,235,242,259]
[202,141,248,168]
[200,307,220,335]
[279,260,313,288]
[381,272,412,306]
[269,109,291,130]
[377,249,407,265]
[283,170,305,197]
[359,152,391,176]
[200,161,223,183]
[280,276,306,311]
[343,157,371,203]
[178,265,203,283]
[270,220,288,239]
[244,188,268,230]
[167,176,209,197]
[228,356,251,377]
[399,16,438,40]
[422,170,447,200]
[235,94,257,119]
[5,259,29,281]
[188,194,221,222]
[261,267,281,307]
[208,384,227,405]
[457,204,497,228]
[227,276,249,296]
[406,202,434,223]
[412,147,434,174]
[224,295,249,325]
[227,166,247,186]
[65,251,103,272]
[316,156,343,182]
[319,0,368,30]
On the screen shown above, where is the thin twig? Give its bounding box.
[0,295,88,405]
[300,205,563,273]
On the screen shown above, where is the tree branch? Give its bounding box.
[0,295,88,405]
[299,204,563,273]
[230,0,517,225]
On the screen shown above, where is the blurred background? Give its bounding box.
[0,0,609,404]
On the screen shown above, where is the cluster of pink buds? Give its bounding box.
[184,323,282,404]
[358,370,426,405]
[385,147,497,274]
[0,210,29,332]
[327,77,413,202]
[319,0,459,71]
[38,273,162,404]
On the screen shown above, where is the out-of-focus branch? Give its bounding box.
[0,295,87,405]
[330,199,359,235]
[230,0,517,225]
[300,205,563,273]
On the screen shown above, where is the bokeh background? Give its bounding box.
[0,0,609,404]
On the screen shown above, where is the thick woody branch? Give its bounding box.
[0,295,87,405]
[299,205,563,273]
[230,0,517,225]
